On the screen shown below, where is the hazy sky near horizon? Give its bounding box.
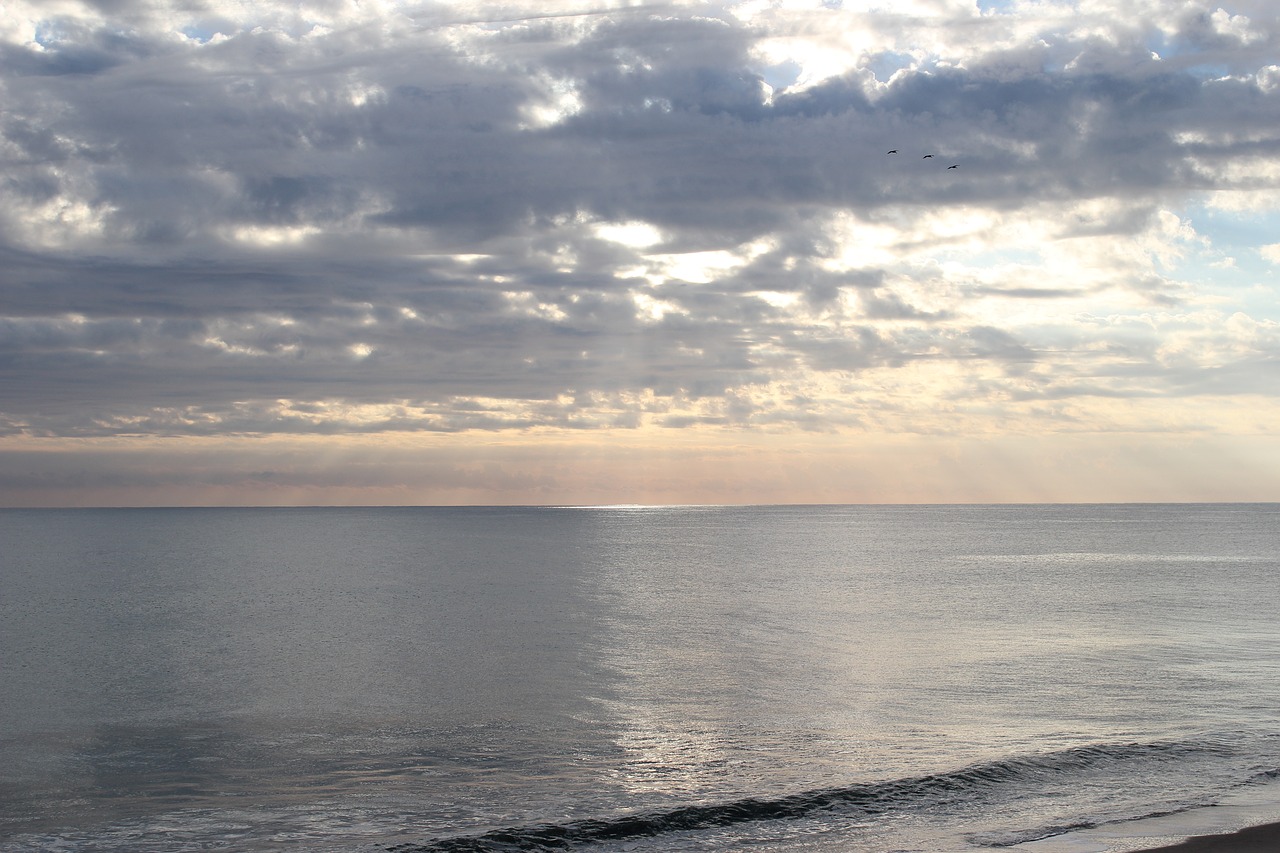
[2,0,1278,505]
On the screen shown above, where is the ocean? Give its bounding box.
[2,504,1278,852]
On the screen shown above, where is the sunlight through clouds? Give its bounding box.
[0,0,1278,504]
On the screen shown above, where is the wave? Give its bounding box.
[971,805,1194,849]
[384,739,1237,852]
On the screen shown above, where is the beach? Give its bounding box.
[1138,821,1280,852]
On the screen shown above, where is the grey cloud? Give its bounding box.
[859,290,949,320]
[955,326,1037,362]
[11,12,1272,246]
[1,38,125,78]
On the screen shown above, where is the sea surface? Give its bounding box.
[2,504,1279,853]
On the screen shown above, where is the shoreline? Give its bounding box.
[1133,821,1280,852]
[1014,784,1280,853]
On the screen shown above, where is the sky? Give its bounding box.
[1,0,1278,506]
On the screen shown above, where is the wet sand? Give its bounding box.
[1135,821,1280,852]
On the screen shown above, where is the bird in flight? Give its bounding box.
[922,154,934,159]
[887,149,898,154]
[947,164,958,169]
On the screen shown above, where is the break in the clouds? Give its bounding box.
[1,0,1278,502]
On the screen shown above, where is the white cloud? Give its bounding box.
[594,221,664,248]
[1210,7,1263,44]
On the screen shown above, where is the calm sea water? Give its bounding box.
[2,504,1279,853]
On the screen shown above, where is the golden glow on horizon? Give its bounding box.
[2,427,1277,507]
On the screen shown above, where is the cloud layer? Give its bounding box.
[1,0,1278,501]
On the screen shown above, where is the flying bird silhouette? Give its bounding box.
[922,154,934,159]
[887,149,898,154]
[947,164,958,169]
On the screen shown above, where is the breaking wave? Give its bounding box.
[386,739,1239,852]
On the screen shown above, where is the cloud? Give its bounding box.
[0,0,1277,504]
